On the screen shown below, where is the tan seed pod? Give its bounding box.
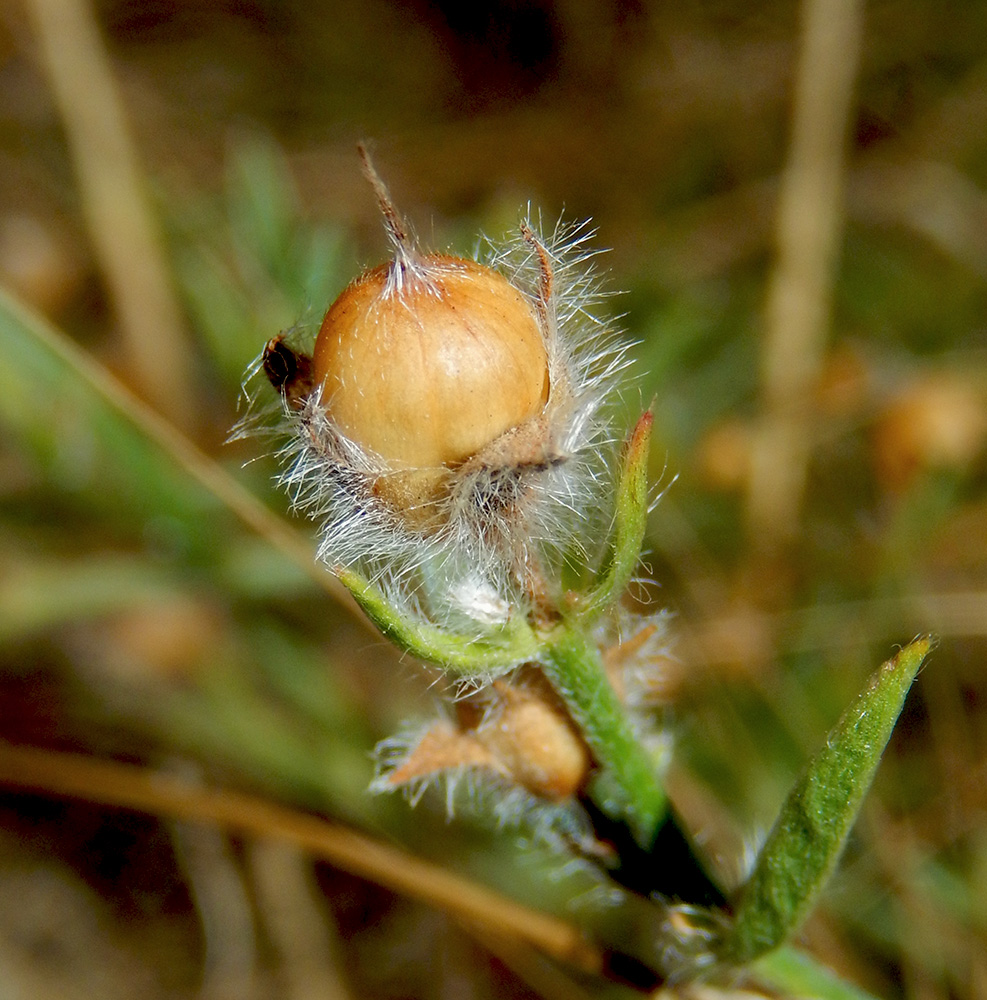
[381,672,591,803]
[313,256,550,470]
[241,148,627,629]
[474,675,590,801]
[312,253,550,516]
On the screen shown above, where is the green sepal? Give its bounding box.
[335,566,539,674]
[576,409,653,620]
[722,636,934,965]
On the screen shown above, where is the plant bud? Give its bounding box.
[313,255,550,476]
[379,670,591,804]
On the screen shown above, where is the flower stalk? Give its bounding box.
[541,621,667,847]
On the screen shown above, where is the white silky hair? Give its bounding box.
[237,213,634,651]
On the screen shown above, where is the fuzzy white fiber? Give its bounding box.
[237,215,633,647]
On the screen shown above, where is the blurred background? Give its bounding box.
[1,0,986,997]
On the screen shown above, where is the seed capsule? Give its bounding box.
[382,670,591,803]
[242,149,625,609]
[312,254,550,472]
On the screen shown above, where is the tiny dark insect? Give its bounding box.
[263,336,314,410]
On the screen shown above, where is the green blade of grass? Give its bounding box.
[0,553,185,642]
[0,284,345,606]
[752,944,882,1000]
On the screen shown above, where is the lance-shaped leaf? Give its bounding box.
[576,409,653,620]
[335,566,539,674]
[722,636,934,965]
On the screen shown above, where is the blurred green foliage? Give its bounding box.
[1,1,986,997]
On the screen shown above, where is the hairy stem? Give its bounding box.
[541,622,667,849]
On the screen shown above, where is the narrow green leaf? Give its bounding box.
[752,945,882,1000]
[0,285,341,601]
[577,409,652,619]
[335,566,539,673]
[723,636,934,964]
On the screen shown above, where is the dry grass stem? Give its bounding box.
[747,0,864,555]
[0,743,603,977]
[24,0,199,428]
[248,839,354,1000]
[1,286,357,614]
[171,818,257,1000]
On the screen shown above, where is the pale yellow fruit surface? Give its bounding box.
[313,255,549,468]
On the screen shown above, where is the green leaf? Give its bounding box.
[752,945,882,1000]
[723,636,934,964]
[576,409,652,619]
[335,566,539,674]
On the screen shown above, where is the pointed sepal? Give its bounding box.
[577,409,653,620]
[335,566,539,674]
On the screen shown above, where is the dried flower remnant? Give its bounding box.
[380,669,591,805]
[262,334,313,411]
[601,616,677,710]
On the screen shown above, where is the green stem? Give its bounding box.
[541,622,667,849]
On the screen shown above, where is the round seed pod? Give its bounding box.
[313,255,550,475]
